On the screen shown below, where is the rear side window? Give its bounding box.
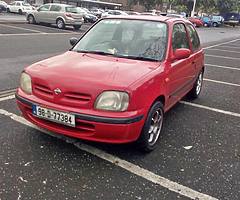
[186,25,200,51]
[39,4,50,11]
[50,5,62,12]
[172,23,189,51]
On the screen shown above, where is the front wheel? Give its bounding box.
[27,15,36,24]
[73,25,81,30]
[137,101,164,152]
[188,70,204,99]
[213,22,218,27]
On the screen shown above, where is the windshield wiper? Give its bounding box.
[76,50,114,56]
[117,55,159,62]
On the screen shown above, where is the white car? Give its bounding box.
[101,10,128,18]
[7,1,33,14]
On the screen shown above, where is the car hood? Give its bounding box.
[26,51,161,90]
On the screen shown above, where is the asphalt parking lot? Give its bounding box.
[0,22,240,200]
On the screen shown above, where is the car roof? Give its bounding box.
[44,3,75,7]
[104,15,189,24]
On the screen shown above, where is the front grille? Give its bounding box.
[64,92,91,102]
[34,84,53,99]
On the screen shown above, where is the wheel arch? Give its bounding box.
[56,16,66,24]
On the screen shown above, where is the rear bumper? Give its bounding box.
[16,92,145,144]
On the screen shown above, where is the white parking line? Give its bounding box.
[0,32,79,36]
[203,38,240,50]
[205,64,240,71]
[218,45,240,50]
[206,48,240,54]
[205,54,240,60]
[0,95,15,102]
[204,78,240,87]
[0,108,218,200]
[180,101,240,118]
[0,24,45,33]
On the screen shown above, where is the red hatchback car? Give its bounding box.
[16,16,204,152]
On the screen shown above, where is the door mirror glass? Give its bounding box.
[174,48,191,60]
[70,37,78,46]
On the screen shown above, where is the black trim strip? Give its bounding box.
[15,94,144,124]
[169,77,196,98]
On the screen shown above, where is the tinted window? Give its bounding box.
[50,5,62,12]
[73,19,168,61]
[186,25,200,51]
[16,2,20,6]
[39,4,50,11]
[172,23,189,51]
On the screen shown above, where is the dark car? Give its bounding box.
[0,1,7,12]
[222,13,240,27]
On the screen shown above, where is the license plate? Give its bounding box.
[32,105,75,127]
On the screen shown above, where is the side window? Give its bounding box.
[186,25,200,51]
[172,23,190,51]
[39,4,50,12]
[50,5,62,12]
[16,2,20,6]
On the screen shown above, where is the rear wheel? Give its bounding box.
[18,9,22,15]
[137,101,164,152]
[213,22,218,27]
[27,15,36,24]
[73,25,81,30]
[56,18,65,29]
[7,8,10,13]
[188,70,204,99]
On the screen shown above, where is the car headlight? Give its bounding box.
[95,91,129,111]
[20,72,32,94]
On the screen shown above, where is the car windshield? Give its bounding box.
[72,19,167,61]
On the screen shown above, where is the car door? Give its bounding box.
[166,23,195,105]
[35,4,51,23]
[13,2,20,13]
[48,5,62,24]
[186,24,204,76]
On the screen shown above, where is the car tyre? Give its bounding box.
[18,9,23,15]
[213,22,218,27]
[27,15,36,24]
[56,18,65,29]
[188,70,204,99]
[73,25,81,30]
[137,101,164,152]
[7,8,10,12]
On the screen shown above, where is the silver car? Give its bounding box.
[26,3,84,30]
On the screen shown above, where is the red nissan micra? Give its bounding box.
[16,16,204,152]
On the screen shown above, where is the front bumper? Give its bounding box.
[16,91,145,144]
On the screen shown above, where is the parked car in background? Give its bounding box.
[90,8,103,18]
[101,10,128,18]
[7,1,33,14]
[16,16,204,152]
[126,11,140,15]
[76,7,98,23]
[166,13,185,18]
[0,1,7,12]
[188,17,203,27]
[211,15,224,27]
[222,13,240,27]
[201,16,212,27]
[26,4,84,30]
[140,12,157,16]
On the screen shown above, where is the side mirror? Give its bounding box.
[174,48,191,60]
[70,37,78,46]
